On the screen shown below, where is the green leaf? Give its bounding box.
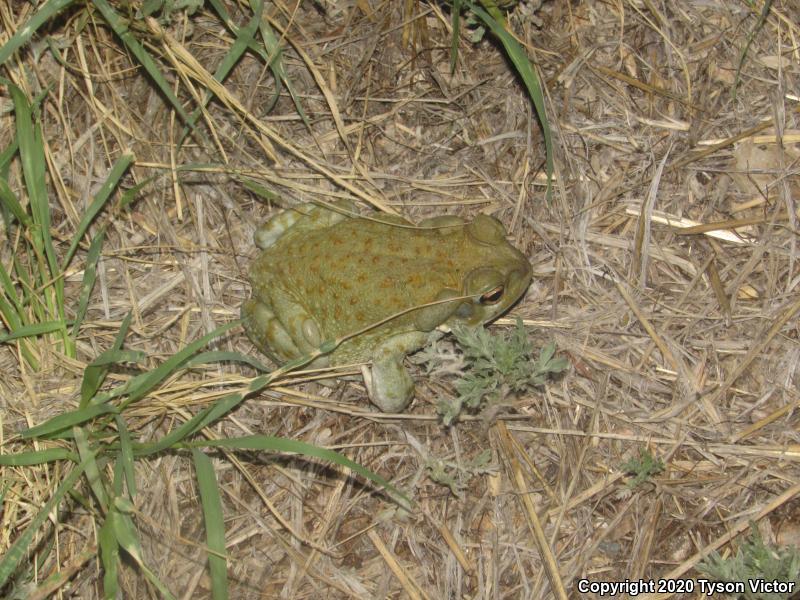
[115,415,137,498]
[450,0,462,74]
[188,435,411,507]
[176,0,263,150]
[22,402,117,439]
[4,80,57,280]
[185,350,271,371]
[193,449,229,600]
[255,5,310,127]
[539,341,556,365]
[119,174,157,210]
[0,447,77,465]
[1,78,72,356]
[71,225,107,339]
[0,176,32,228]
[133,383,262,457]
[81,350,143,406]
[62,153,133,271]
[109,510,178,599]
[90,0,191,124]
[238,178,281,203]
[98,512,121,599]
[467,3,553,197]
[0,320,69,342]
[74,426,108,511]
[0,0,75,67]
[119,320,239,408]
[80,312,134,406]
[0,258,37,367]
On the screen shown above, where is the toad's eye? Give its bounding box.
[479,286,504,305]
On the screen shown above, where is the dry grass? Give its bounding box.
[2,0,800,598]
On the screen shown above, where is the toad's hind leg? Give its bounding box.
[254,200,357,249]
[242,286,330,365]
[241,298,301,363]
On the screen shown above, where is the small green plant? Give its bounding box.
[137,0,204,24]
[621,449,664,489]
[434,318,567,425]
[697,526,800,600]
[425,449,495,498]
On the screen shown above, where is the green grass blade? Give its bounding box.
[3,79,58,280]
[71,225,107,339]
[133,368,286,458]
[733,0,773,102]
[0,265,37,368]
[80,312,134,405]
[119,320,239,408]
[0,0,75,66]
[190,435,410,507]
[71,321,241,422]
[0,452,91,588]
[255,8,310,127]
[11,252,39,318]
[74,426,109,511]
[206,0,287,114]
[193,449,229,600]
[450,0,462,74]
[2,78,73,355]
[90,0,191,124]
[22,403,117,439]
[62,153,133,271]
[0,139,19,176]
[478,0,507,24]
[119,174,157,210]
[0,139,20,234]
[81,349,145,406]
[176,0,262,148]
[98,512,121,599]
[185,350,271,371]
[0,176,33,228]
[0,320,69,342]
[238,178,281,203]
[0,448,76,465]
[82,319,236,411]
[468,3,553,196]
[132,385,257,457]
[109,509,178,600]
[115,415,137,497]
[0,264,26,326]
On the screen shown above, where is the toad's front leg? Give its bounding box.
[364,331,428,412]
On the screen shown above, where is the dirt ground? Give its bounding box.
[1,0,800,598]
